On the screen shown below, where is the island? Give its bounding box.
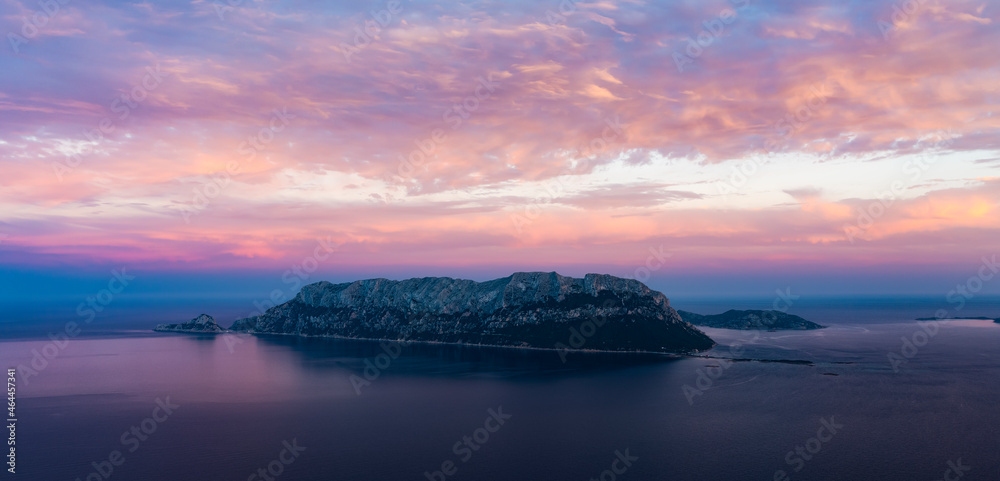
[155,272,717,354]
[676,309,824,330]
[154,313,225,332]
[915,316,999,321]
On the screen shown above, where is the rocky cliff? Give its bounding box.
[227,272,715,353]
[677,309,824,330]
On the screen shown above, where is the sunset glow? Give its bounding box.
[2,0,999,296]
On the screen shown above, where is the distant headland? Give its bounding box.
[915,316,999,322]
[677,309,825,330]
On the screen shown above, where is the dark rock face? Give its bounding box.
[228,272,716,354]
[677,309,824,330]
[155,314,224,333]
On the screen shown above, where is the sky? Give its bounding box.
[1,0,999,302]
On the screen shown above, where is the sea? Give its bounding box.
[2,295,999,481]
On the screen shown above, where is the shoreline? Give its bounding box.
[151,328,826,366]
[152,328,706,357]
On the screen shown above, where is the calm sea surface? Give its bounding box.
[2,296,999,481]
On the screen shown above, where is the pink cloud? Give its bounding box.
[0,0,997,280]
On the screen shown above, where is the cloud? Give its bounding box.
[1,0,998,281]
[557,183,702,209]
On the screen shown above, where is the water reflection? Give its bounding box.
[248,333,684,380]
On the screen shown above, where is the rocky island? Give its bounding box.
[154,313,225,332]
[677,309,824,330]
[157,272,716,354]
